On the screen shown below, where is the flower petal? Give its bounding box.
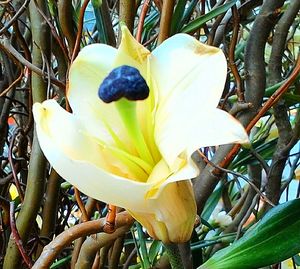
[129,180,197,243]
[151,34,248,165]
[33,100,148,179]
[156,107,249,166]
[151,34,226,109]
[33,100,158,212]
[33,100,108,168]
[68,44,133,150]
[114,25,150,71]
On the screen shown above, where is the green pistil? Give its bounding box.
[115,98,154,166]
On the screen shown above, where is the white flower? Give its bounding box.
[33,25,248,243]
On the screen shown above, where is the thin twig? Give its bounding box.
[0,37,65,89]
[74,188,89,222]
[136,0,151,43]
[0,63,23,97]
[247,55,300,133]
[0,196,10,226]
[71,0,90,62]
[8,128,24,202]
[33,0,70,63]
[235,193,260,240]
[219,54,300,169]
[103,204,117,233]
[10,202,33,268]
[197,150,274,207]
[228,5,245,102]
[0,0,30,35]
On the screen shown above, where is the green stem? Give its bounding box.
[164,243,185,269]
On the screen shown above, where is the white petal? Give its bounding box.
[165,158,199,183]
[42,151,153,212]
[34,100,154,180]
[156,107,248,166]
[151,34,226,109]
[33,100,107,168]
[185,108,249,156]
[33,100,157,212]
[113,26,158,160]
[151,34,248,165]
[68,44,132,148]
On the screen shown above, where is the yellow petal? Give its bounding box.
[33,100,160,212]
[9,184,18,200]
[114,24,150,71]
[281,257,300,269]
[146,157,199,199]
[33,100,108,168]
[295,168,300,180]
[129,180,197,243]
[113,26,158,160]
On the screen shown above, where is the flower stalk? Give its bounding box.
[164,243,184,269]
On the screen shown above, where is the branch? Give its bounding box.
[0,37,65,89]
[33,212,133,269]
[157,0,175,44]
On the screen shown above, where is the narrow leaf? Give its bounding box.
[181,0,237,33]
[199,199,300,269]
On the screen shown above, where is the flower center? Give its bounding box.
[98,65,149,103]
[98,65,155,168]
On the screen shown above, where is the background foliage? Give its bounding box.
[0,0,299,268]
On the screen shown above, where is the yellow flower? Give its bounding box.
[281,257,300,269]
[32,25,248,243]
[9,184,18,200]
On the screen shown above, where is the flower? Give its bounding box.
[281,257,300,269]
[211,211,232,228]
[32,25,248,243]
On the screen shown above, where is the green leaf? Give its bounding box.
[50,255,72,268]
[198,199,300,269]
[135,223,151,269]
[230,138,278,170]
[294,254,300,265]
[148,240,162,265]
[171,0,188,34]
[181,0,237,33]
[177,0,201,33]
[92,0,109,44]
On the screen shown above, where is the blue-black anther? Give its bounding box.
[98,65,150,103]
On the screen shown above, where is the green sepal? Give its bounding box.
[199,199,300,269]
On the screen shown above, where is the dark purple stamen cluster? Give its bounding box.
[98,65,149,103]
